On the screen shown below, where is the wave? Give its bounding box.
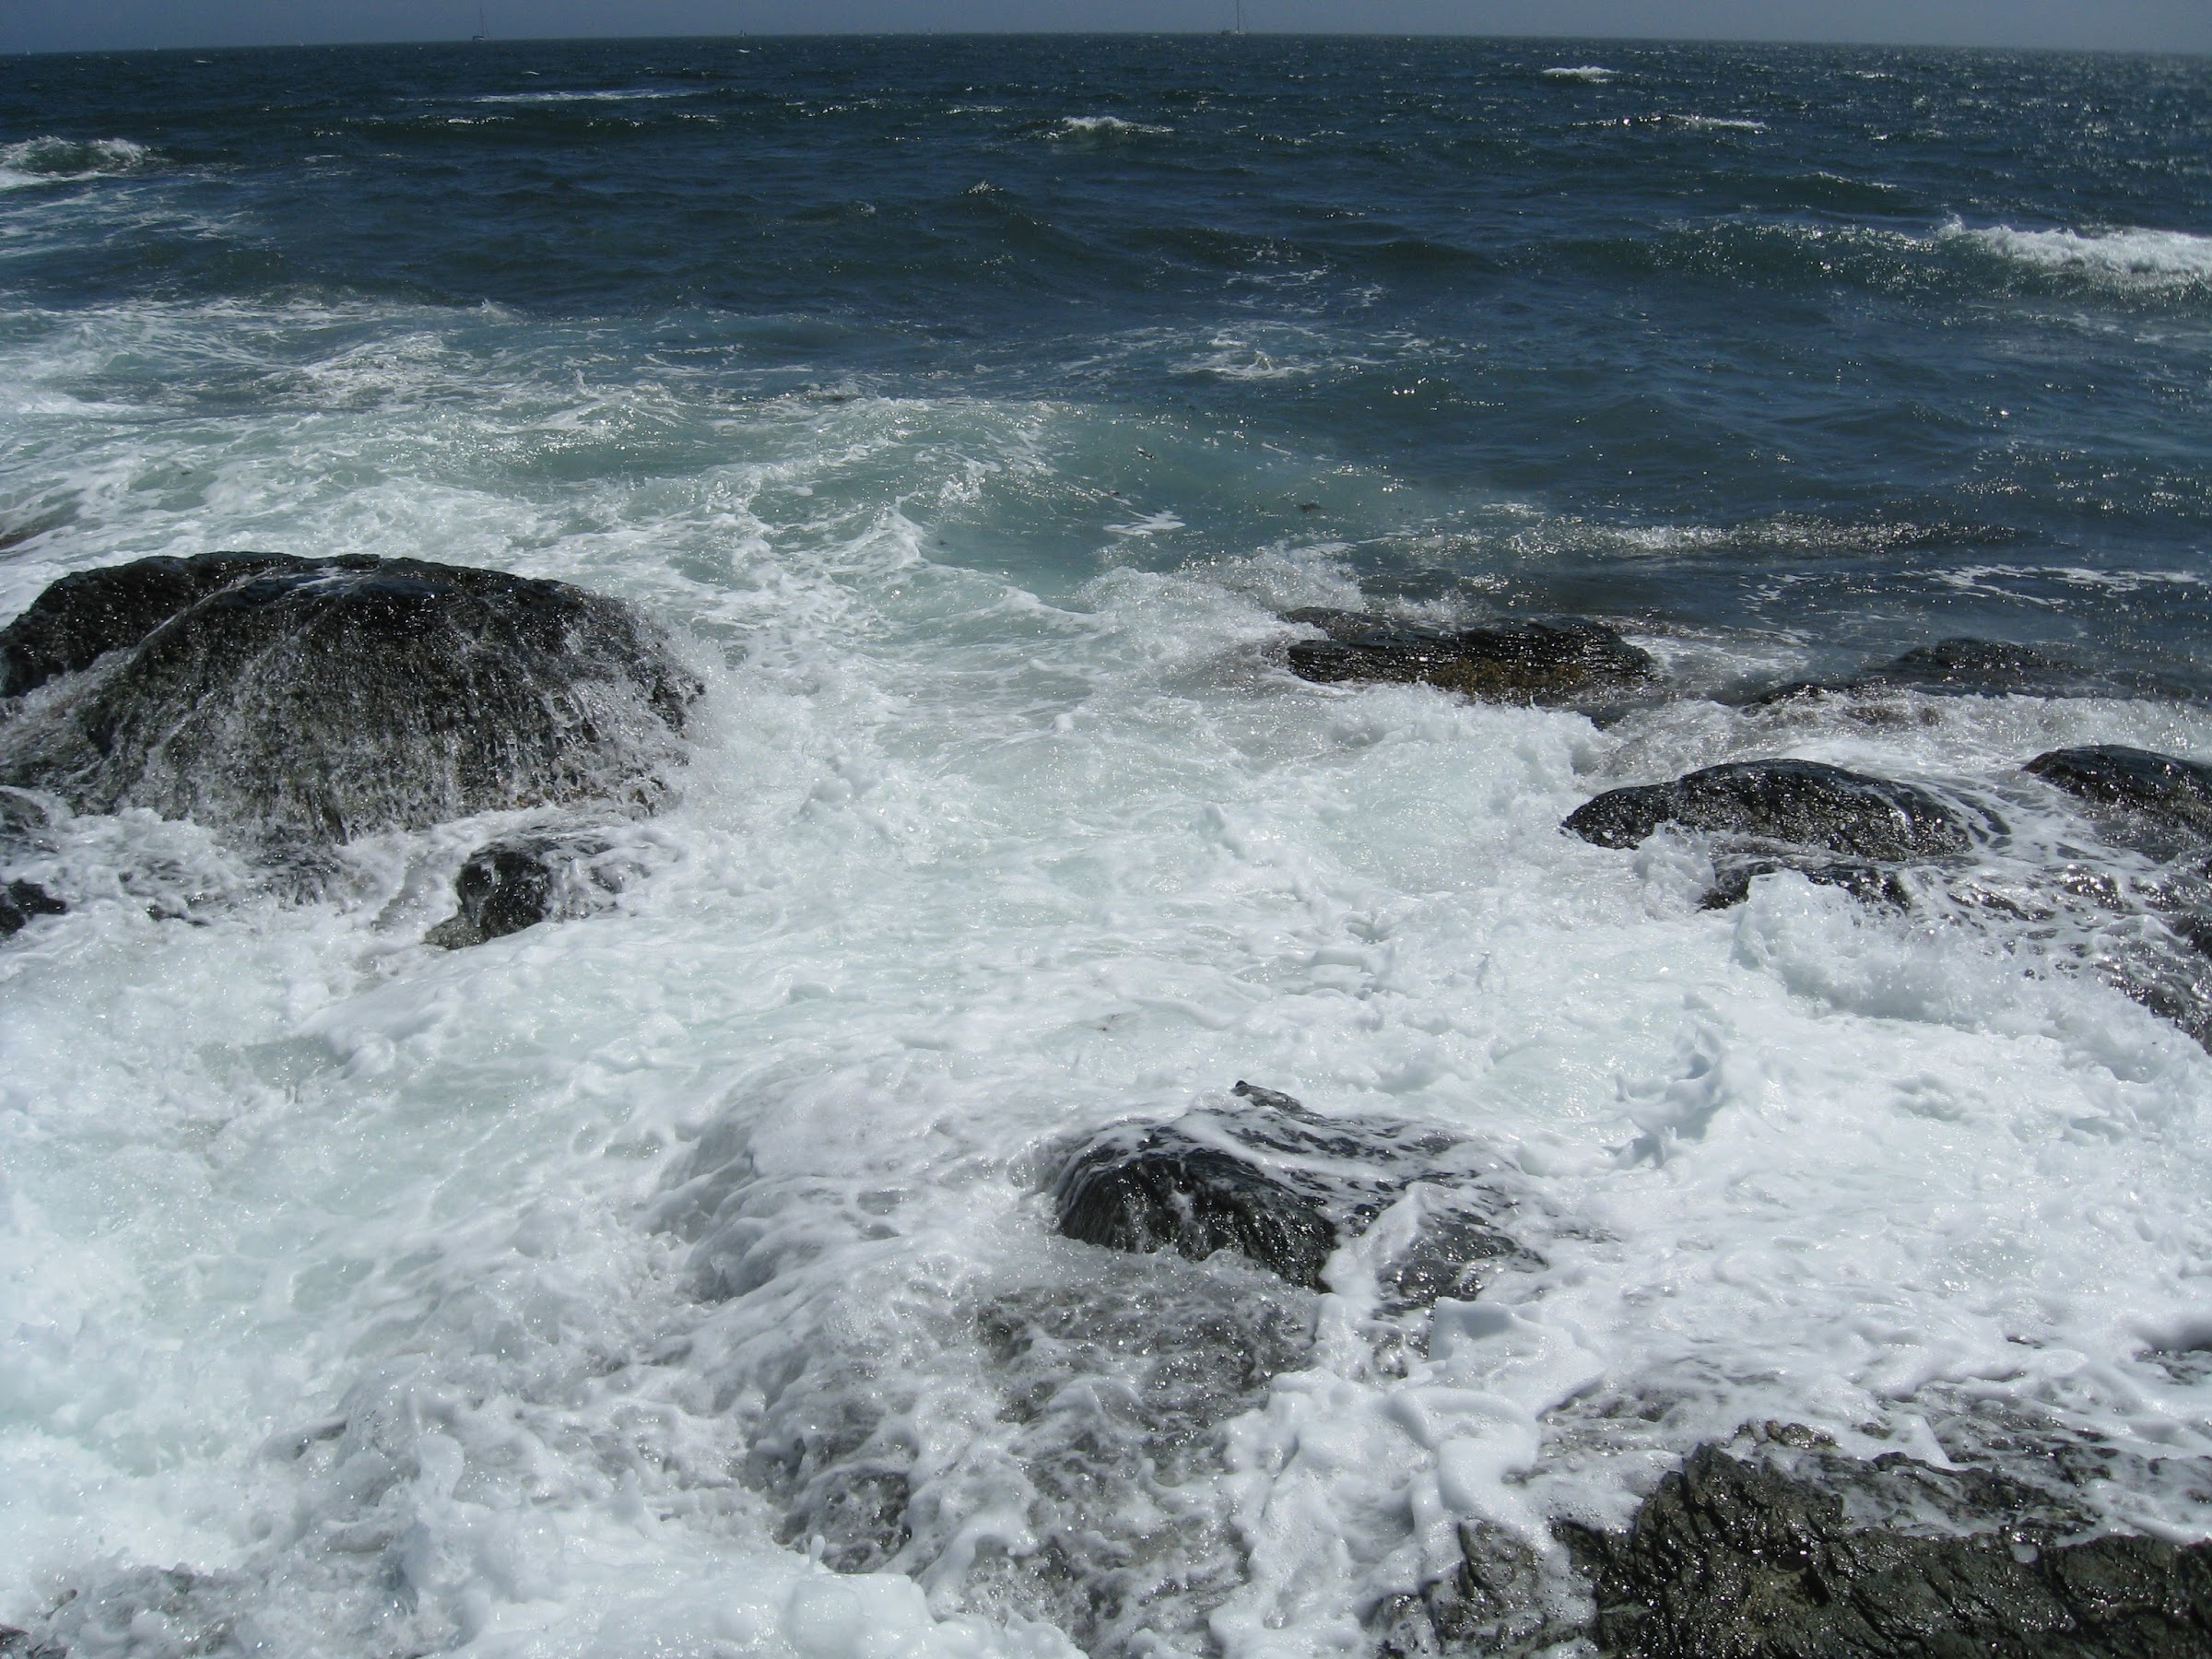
[1543,65,1618,82]
[1950,220,2212,288]
[472,87,697,105]
[0,136,159,191]
[1048,114,1174,141]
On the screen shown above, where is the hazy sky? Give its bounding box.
[9,0,2212,56]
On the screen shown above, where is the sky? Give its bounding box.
[8,0,2212,56]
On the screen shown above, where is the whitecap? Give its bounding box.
[1543,65,1617,82]
[1047,115,1173,140]
[1950,218,2212,288]
[0,136,159,191]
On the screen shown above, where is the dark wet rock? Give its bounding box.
[2028,746,2212,838]
[0,1627,64,1659]
[0,551,291,699]
[0,877,65,936]
[1698,857,1912,912]
[1755,638,2079,708]
[424,832,616,949]
[1374,1520,1573,1659]
[0,552,700,846]
[1053,1081,1525,1298]
[1283,610,1654,706]
[1559,1441,2212,1659]
[1566,759,1974,863]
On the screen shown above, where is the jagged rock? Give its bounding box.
[0,553,700,845]
[0,1626,65,1659]
[1374,1520,1571,1658]
[0,878,65,936]
[1565,759,1973,863]
[1559,1441,2212,1659]
[0,551,291,698]
[1053,1081,1524,1298]
[1283,610,1654,705]
[424,833,614,949]
[2028,746,2212,838]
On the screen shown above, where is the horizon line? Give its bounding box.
[14,29,2212,60]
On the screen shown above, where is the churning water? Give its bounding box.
[3,33,2211,1659]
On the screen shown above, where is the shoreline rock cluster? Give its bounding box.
[0,550,698,944]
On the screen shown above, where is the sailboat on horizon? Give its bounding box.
[470,2,488,41]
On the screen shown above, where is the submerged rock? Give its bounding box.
[0,552,700,846]
[1559,1440,2212,1659]
[1374,1520,1573,1659]
[1283,610,1654,706]
[1053,1081,1523,1299]
[1755,637,2080,706]
[424,832,615,949]
[1565,759,1973,863]
[2028,745,2212,838]
[0,877,65,936]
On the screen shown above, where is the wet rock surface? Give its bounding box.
[1558,1440,2212,1659]
[0,877,65,936]
[0,551,292,699]
[1053,1081,1525,1300]
[424,831,618,949]
[2029,746,2212,838]
[1283,609,1655,706]
[1753,637,2090,706]
[1566,759,1974,864]
[0,552,700,846]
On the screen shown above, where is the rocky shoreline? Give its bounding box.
[5,563,2212,1655]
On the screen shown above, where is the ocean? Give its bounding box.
[3,32,2211,1658]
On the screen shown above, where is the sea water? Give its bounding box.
[3,34,2211,1658]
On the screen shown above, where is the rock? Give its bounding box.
[1559,1441,2212,1659]
[0,551,291,699]
[2028,746,2212,838]
[1697,857,1911,912]
[1374,1521,1573,1659]
[1564,759,1973,863]
[0,553,700,845]
[1053,1081,1524,1298]
[0,878,65,936]
[1755,638,2078,706]
[1283,610,1654,706]
[424,833,614,949]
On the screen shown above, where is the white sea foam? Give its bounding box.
[1542,65,1616,82]
[5,296,2212,1655]
[1950,219,2212,288]
[472,88,698,105]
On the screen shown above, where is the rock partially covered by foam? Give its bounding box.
[0,553,700,845]
[1565,759,1972,862]
[425,831,618,949]
[2028,745,2212,837]
[1559,1439,2212,1658]
[1284,610,1654,706]
[1053,1081,1522,1298]
[0,878,64,936]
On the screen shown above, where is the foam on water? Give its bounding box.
[1952,219,2212,288]
[6,37,2212,1656]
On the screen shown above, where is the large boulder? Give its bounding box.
[1284,611,1654,706]
[0,553,700,846]
[1053,1082,1524,1300]
[1559,1440,2212,1658]
[2027,746,2212,838]
[1565,759,1973,863]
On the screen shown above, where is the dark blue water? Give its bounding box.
[6,37,2210,677]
